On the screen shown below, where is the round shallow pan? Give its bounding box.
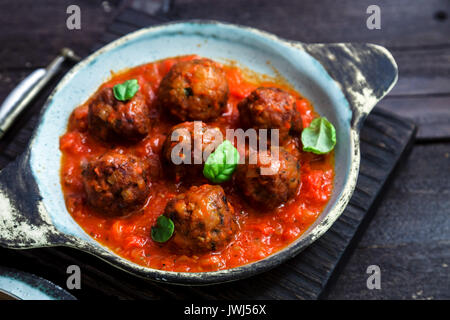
[0,21,397,285]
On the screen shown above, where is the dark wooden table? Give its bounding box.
[0,0,448,299]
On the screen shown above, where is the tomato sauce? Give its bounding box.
[60,55,334,272]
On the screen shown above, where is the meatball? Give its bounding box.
[235,147,300,209]
[238,87,302,142]
[162,121,222,180]
[157,59,229,122]
[164,184,237,252]
[82,151,150,214]
[88,87,150,141]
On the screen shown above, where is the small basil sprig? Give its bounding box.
[301,117,336,154]
[151,215,174,243]
[113,79,139,101]
[203,140,239,183]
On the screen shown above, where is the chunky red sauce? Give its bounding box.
[60,55,334,272]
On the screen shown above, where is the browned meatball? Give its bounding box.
[82,151,150,214]
[157,59,229,121]
[238,87,302,142]
[164,184,237,252]
[235,147,301,209]
[88,87,150,141]
[162,121,222,180]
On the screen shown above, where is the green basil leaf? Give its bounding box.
[113,79,140,101]
[203,140,239,183]
[151,215,174,243]
[301,117,336,154]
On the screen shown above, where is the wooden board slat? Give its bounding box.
[389,47,450,97]
[378,96,450,140]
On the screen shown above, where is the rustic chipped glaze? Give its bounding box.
[0,21,397,285]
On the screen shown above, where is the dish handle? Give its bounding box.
[0,151,69,249]
[301,43,398,130]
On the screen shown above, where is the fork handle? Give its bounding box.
[0,48,80,139]
[0,68,47,139]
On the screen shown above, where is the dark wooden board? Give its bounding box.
[0,6,417,300]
